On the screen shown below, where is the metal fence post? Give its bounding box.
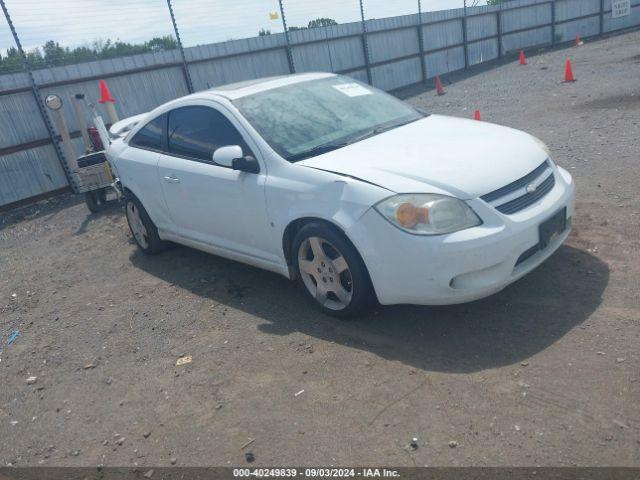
[278,0,296,74]
[551,1,556,46]
[359,0,373,84]
[462,0,469,69]
[166,0,194,93]
[417,0,427,82]
[0,0,76,190]
[496,7,502,59]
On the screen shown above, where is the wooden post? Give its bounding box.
[72,94,92,153]
[51,109,78,171]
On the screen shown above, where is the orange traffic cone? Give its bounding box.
[98,79,116,104]
[435,75,446,96]
[575,34,583,46]
[564,58,576,82]
[474,110,482,121]
[519,50,528,66]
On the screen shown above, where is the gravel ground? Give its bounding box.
[1,31,639,468]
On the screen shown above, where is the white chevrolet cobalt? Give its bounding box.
[106,73,575,317]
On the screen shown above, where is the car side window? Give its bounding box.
[129,114,165,151]
[167,106,251,162]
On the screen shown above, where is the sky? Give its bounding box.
[0,0,483,54]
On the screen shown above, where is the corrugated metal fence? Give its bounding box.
[1,0,639,208]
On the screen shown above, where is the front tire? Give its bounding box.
[292,223,373,318]
[124,194,168,255]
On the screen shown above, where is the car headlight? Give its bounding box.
[374,194,482,235]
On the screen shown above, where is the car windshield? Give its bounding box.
[233,76,425,162]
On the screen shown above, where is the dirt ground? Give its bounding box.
[1,31,639,468]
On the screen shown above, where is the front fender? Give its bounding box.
[265,166,391,264]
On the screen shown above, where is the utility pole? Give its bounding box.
[0,0,76,189]
[166,0,194,93]
[417,0,427,82]
[359,0,373,84]
[462,0,469,69]
[278,0,296,73]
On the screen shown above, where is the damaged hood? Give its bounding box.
[298,114,548,198]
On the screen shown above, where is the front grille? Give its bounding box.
[481,160,556,215]
[496,174,556,214]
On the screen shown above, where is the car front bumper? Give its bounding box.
[346,167,576,306]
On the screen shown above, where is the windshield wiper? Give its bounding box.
[345,117,422,146]
[288,117,422,162]
[287,141,349,162]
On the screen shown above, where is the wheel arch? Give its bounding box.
[283,216,379,310]
[122,185,139,201]
[282,217,372,285]
[122,185,160,223]
[122,185,166,232]
[283,217,334,269]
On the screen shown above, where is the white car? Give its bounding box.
[106,72,575,317]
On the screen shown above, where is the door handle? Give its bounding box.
[163,175,180,184]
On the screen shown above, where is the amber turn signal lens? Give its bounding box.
[396,203,417,227]
[396,203,429,228]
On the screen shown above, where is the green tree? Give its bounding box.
[0,35,181,73]
[25,48,44,69]
[0,47,24,73]
[308,17,338,28]
[146,36,178,52]
[42,40,67,65]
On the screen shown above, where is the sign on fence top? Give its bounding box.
[612,0,631,18]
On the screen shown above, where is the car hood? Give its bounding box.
[298,114,548,198]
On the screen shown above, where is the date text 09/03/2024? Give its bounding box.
[233,468,401,478]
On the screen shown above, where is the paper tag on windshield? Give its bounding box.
[332,83,373,97]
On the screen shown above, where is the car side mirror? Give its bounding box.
[212,145,243,168]
[232,156,260,174]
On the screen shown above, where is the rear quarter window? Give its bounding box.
[129,114,166,151]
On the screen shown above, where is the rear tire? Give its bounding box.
[292,222,373,318]
[124,194,168,255]
[85,188,107,213]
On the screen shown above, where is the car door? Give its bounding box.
[157,103,274,262]
[119,114,173,230]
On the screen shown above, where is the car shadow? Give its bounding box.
[130,242,608,373]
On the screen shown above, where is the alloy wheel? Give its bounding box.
[297,236,353,310]
[126,201,149,249]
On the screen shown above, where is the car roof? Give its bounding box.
[196,72,337,101]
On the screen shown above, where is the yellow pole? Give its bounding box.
[52,110,79,171]
[103,102,119,125]
[72,94,92,153]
